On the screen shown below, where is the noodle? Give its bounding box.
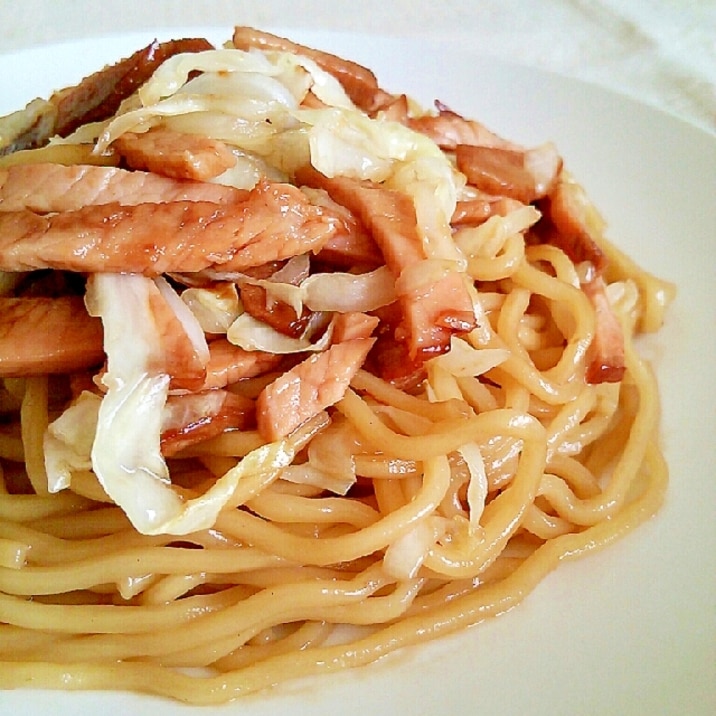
[0,26,675,704]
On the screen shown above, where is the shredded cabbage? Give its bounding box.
[44,390,101,493]
[139,49,281,105]
[382,516,448,580]
[454,205,541,259]
[458,442,489,530]
[98,48,352,158]
[429,336,510,378]
[78,273,303,535]
[140,48,353,109]
[181,283,242,334]
[280,464,355,496]
[244,265,397,316]
[264,50,354,109]
[284,417,362,495]
[227,312,333,354]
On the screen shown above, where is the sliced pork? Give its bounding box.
[256,336,375,440]
[0,180,339,275]
[0,163,246,213]
[112,128,238,182]
[0,296,103,376]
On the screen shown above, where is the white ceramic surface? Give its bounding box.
[0,29,714,716]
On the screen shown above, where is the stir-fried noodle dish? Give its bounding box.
[0,27,674,704]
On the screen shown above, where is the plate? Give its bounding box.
[0,28,714,716]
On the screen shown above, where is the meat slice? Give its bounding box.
[316,224,382,268]
[582,276,626,384]
[0,180,339,275]
[0,163,246,213]
[455,143,562,205]
[537,176,606,271]
[296,166,476,361]
[238,282,313,338]
[297,166,425,278]
[451,196,525,228]
[330,312,380,343]
[112,128,237,182]
[0,296,104,376]
[408,103,519,151]
[398,271,477,360]
[161,390,255,456]
[304,188,381,268]
[0,98,57,157]
[256,336,375,440]
[51,38,214,138]
[232,26,393,113]
[200,338,283,390]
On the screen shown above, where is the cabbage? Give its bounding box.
[96,92,293,153]
[428,336,510,378]
[210,147,289,189]
[264,50,354,108]
[139,49,282,104]
[298,107,444,178]
[139,48,352,109]
[98,48,352,159]
[177,71,299,118]
[227,312,333,354]
[44,390,101,493]
[281,417,362,495]
[80,273,298,536]
[298,106,463,264]
[280,464,355,496]
[92,371,177,516]
[301,266,397,312]
[243,265,397,316]
[181,283,242,334]
[138,49,279,107]
[425,363,464,403]
[271,253,311,283]
[458,442,489,530]
[382,516,448,580]
[454,205,541,259]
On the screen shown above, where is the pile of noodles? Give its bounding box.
[0,28,674,704]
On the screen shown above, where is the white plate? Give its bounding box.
[0,28,714,716]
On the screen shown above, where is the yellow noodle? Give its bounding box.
[19,377,50,494]
[0,439,665,704]
[0,547,289,596]
[247,490,380,528]
[213,621,333,671]
[467,232,526,280]
[0,432,24,462]
[214,456,452,566]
